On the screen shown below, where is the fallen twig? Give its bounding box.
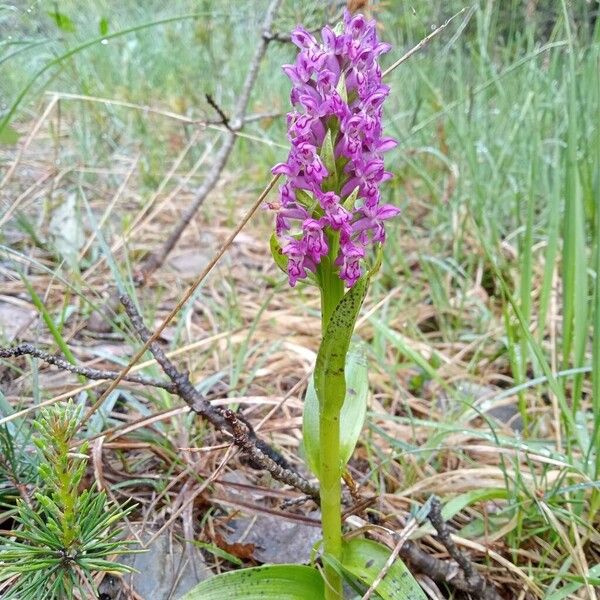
[427,497,503,600]
[0,332,317,500]
[119,294,319,500]
[0,343,176,392]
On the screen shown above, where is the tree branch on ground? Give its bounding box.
[0,343,177,392]
[119,294,319,499]
[427,497,503,600]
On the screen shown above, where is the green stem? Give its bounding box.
[318,254,345,599]
[320,411,343,599]
[320,231,344,334]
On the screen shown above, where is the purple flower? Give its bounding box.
[336,241,365,288]
[303,218,329,261]
[275,204,310,236]
[352,201,401,243]
[270,11,398,287]
[282,239,317,287]
[291,27,318,50]
[318,191,352,231]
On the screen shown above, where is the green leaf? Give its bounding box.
[320,129,337,184]
[48,10,76,32]
[336,72,348,104]
[342,186,360,210]
[339,538,427,599]
[295,188,314,208]
[99,17,109,36]
[270,234,288,275]
[315,275,370,414]
[303,343,369,477]
[0,124,19,145]
[179,564,325,600]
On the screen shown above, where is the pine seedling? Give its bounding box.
[0,402,135,599]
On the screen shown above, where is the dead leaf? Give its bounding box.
[213,533,256,561]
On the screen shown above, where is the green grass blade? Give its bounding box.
[560,0,588,412]
[0,12,211,136]
[20,274,76,364]
[591,44,600,503]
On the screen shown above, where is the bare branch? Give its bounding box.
[223,409,319,498]
[427,497,503,600]
[0,343,176,392]
[205,93,231,131]
[119,294,319,500]
[262,31,295,43]
[139,0,284,279]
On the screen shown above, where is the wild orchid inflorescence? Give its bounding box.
[270,10,398,288]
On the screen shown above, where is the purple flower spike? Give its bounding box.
[270,10,398,287]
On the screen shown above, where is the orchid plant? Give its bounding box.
[184,11,426,600]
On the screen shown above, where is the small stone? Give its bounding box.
[117,530,210,600]
[225,512,321,564]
